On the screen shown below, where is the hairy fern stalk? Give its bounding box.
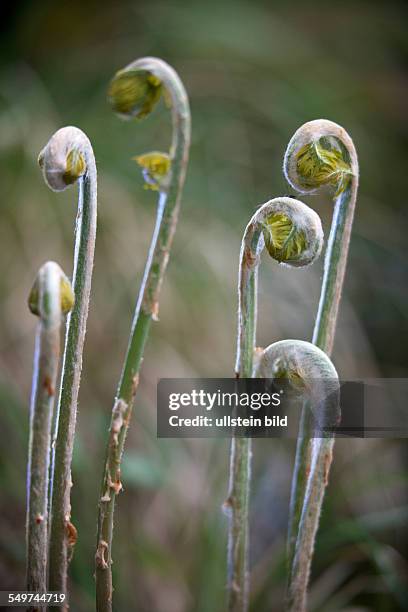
[26,262,73,610]
[284,119,359,611]
[38,126,97,608]
[95,57,190,612]
[256,340,340,612]
[227,197,323,612]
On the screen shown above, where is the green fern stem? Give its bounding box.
[226,198,323,612]
[26,262,73,610]
[283,120,358,590]
[95,57,190,612]
[38,127,98,608]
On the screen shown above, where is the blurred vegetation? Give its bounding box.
[0,0,407,610]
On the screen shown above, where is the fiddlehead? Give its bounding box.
[95,57,190,612]
[284,119,359,354]
[38,126,98,606]
[236,197,324,383]
[26,262,73,608]
[255,340,339,612]
[226,197,323,612]
[283,120,358,578]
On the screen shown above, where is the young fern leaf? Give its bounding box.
[226,197,323,612]
[284,119,359,353]
[95,57,190,612]
[38,127,97,606]
[26,262,73,607]
[255,340,340,612]
[133,151,172,191]
[283,120,358,580]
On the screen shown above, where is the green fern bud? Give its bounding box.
[28,262,74,317]
[284,119,357,196]
[107,69,162,120]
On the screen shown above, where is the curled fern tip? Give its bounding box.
[107,69,162,120]
[134,151,171,191]
[28,263,74,317]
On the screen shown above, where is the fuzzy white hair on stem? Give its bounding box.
[38,126,97,610]
[227,196,324,612]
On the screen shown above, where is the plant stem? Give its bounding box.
[226,197,323,612]
[43,130,97,607]
[285,122,358,605]
[312,178,358,353]
[286,405,311,572]
[226,222,261,612]
[287,181,358,568]
[95,58,190,612]
[286,438,335,612]
[26,262,64,611]
[254,339,339,612]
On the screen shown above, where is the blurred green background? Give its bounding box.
[1,0,407,610]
